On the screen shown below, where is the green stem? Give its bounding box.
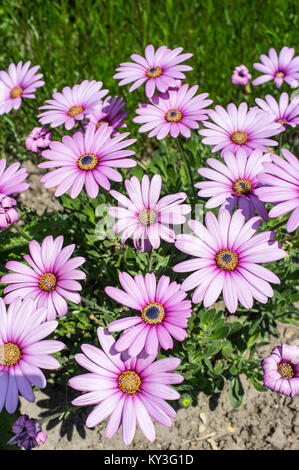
[11,222,32,242]
[80,295,112,315]
[176,137,196,203]
[147,250,153,272]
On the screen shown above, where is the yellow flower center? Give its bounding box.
[10,86,23,98]
[232,178,252,195]
[118,370,141,395]
[39,272,57,292]
[138,209,157,226]
[277,362,294,379]
[68,105,83,117]
[165,109,182,122]
[275,72,285,78]
[96,120,108,129]
[146,66,162,78]
[141,302,165,325]
[231,131,248,145]
[0,343,21,367]
[77,153,98,171]
[277,118,287,125]
[215,249,239,271]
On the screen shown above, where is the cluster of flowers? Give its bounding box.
[0,45,298,449]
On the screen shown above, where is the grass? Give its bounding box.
[0,0,298,160]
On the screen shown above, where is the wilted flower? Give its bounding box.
[231,65,251,86]
[106,272,192,356]
[0,297,64,414]
[68,327,183,445]
[7,414,47,450]
[0,194,19,230]
[25,127,52,153]
[114,44,193,98]
[252,47,299,88]
[0,61,44,115]
[262,344,299,398]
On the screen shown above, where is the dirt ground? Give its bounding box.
[16,160,299,451]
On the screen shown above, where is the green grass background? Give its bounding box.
[0,0,298,160]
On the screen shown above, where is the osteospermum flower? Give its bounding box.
[252,47,299,88]
[25,127,52,153]
[85,96,128,135]
[255,149,299,233]
[68,327,183,445]
[108,174,191,252]
[0,194,19,230]
[0,61,44,115]
[195,149,271,221]
[105,272,192,356]
[133,84,212,139]
[231,65,251,86]
[0,297,64,414]
[255,92,299,131]
[173,209,286,313]
[114,44,193,98]
[1,235,86,320]
[198,102,282,155]
[262,344,299,398]
[38,123,136,198]
[38,80,109,130]
[0,159,30,196]
[7,414,47,450]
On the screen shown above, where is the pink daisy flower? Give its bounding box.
[262,344,299,398]
[105,272,192,356]
[255,92,299,131]
[133,84,212,139]
[25,127,52,154]
[0,61,44,115]
[173,209,286,313]
[68,327,183,445]
[198,102,282,156]
[1,235,86,320]
[85,96,128,135]
[0,297,64,414]
[0,158,30,196]
[108,174,191,252]
[195,149,271,221]
[255,149,299,233]
[38,80,109,130]
[114,44,193,98]
[252,47,299,88]
[38,123,136,199]
[0,194,19,230]
[231,65,251,86]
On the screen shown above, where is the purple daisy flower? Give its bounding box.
[114,44,193,98]
[85,96,128,135]
[231,65,251,86]
[108,174,191,252]
[198,102,282,156]
[7,414,47,450]
[68,327,183,445]
[262,344,299,398]
[38,80,109,130]
[0,61,44,115]
[255,92,299,131]
[105,272,192,356]
[173,209,286,313]
[252,47,299,88]
[0,297,64,414]
[25,127,52,154]
[255,149,299,233]
[0,158,30,196]
[1,235,86,320]
[195,149,271,221]
[38,123,136,198]
[0,194,19,230]
[133,84,212,139]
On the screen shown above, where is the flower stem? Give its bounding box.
[11,222,32,242]
[176,137,196,203]
[80,295,112,315]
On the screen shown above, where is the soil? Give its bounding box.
[16,160,299,451]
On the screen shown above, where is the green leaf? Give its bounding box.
[229,376,244,408]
